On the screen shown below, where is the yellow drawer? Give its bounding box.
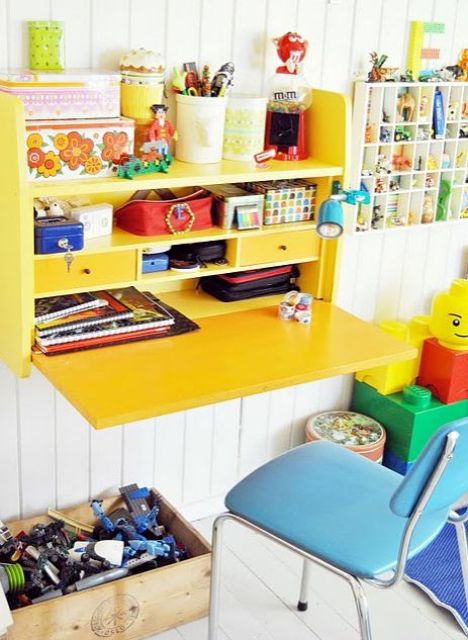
[35,251,136,294]
[238,230,321,266]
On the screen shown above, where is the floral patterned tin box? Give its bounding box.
[0,70,120,120]
[26,117,134,181]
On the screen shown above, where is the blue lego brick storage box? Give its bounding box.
[142,252,169,273]
[34,216,84,254]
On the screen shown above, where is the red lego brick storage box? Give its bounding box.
[5,492,211,640]
[417,338,468,404]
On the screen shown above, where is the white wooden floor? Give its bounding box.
[149,516,467,640]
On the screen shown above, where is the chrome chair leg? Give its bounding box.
[349,576,373,640]
[454,520,468,603]
[297,558,311,611]
[208,514,230,640]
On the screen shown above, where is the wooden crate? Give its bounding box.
[5,492,211,640]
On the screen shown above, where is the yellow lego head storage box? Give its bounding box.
[25,117,134,181]
[429,279,468,351]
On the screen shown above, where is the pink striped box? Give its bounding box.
[0,69,121,120]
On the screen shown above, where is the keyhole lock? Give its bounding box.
[279,244,288,251]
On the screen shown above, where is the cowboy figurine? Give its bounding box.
[143,104,177,157]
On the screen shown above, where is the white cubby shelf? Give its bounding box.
[351,81,468,233]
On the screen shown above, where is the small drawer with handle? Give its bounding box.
[238,230,320,266]
[35,250,136,294]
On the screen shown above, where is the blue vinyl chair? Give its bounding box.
[208,419,468,640]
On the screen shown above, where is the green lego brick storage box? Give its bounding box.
[351,380,468,462]
[5,492,211,640]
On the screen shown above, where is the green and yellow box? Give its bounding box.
[351,380,468,462]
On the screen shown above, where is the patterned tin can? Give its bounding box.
[305,411,386,463]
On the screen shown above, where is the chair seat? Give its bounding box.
[225,441,448,578]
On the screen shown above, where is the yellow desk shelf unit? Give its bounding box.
[0,89,416,428]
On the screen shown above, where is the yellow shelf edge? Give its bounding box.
[27,158,343,198]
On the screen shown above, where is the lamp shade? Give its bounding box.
[316,198,344,238]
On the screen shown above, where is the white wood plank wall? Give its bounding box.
[0,0,467,521]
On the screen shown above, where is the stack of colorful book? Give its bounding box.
[34,287,181,355]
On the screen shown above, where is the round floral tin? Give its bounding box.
[305,411,386,462]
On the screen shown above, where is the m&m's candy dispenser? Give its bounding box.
[264,32,312,161]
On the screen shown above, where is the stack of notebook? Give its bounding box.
[34,287,197,355]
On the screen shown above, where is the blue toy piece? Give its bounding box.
[91,500,114,533]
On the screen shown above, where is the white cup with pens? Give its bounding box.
[173,62,234,164]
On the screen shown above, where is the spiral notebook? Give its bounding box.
[34,292,108,324]
[36,292,174,347]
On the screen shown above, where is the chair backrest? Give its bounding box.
[390,418,468,518]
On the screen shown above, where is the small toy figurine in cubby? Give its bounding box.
[365,123,376,143]
[396,89,416,122]
[380,127,392,143]
[389,178,400,191]
[419,94,430,121]
[421,193,434,223]
[427,154,438,170]
[375,154,392,174]
[441,152,451,169]
[394,126,411,142]
[460,124,468,138]
[447,102,459,121]
[392,148,411,171]
[371,204,384,229]
[417,126,430,141]
[375,177,387,193]
[425,175,435,188]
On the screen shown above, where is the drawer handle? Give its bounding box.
[279,244,288,251]
[83,268,92,275]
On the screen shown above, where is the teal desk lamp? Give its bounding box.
[317,182,370,238]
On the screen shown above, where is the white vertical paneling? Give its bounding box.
[318,376,350,412]
[231,0,267,94]
[0,363,20,520]
[289,380,321,447]
[8,0,50,68]
[1,0,467,524]
[350,233,385,320]
[372,232,407,323]
[17,369,56,516]
[238,392,270,477]
[89,425,123,497]
[266,388,295,459]
[420,224,452,314]
[296,0,327,89]
[431,0,458,67]
[199,0,234,73]
[211,400,241,495]
[182,405,214,504]
[347,0,383,80]
[0,0,9,67]
[397,227,430,320]
[320,0,355,92]
[51,0,91,68]
[335,234,359,312]
[378,0,409,69]
[90,0,130,69]
[55,395,90,509]
[451,0,468,63]
[165,0,201,71]
[153,411,185,504]
[122,419,155,487]
[129,0,167,53]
